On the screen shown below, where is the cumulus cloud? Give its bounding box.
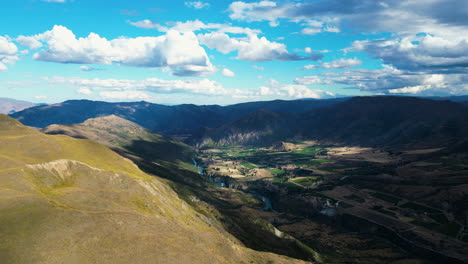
[350,35,468,71]
[198,32,322,62]
[227,1,468,96]
[222,68,235,77]
[229,1,282,27]
[301,19,340,35]
[23,25,215,76]
[0,36,19,71]
[16,35,43,49]
[304,58,362,70]
[228,0,468,38]
[254,79,334,99]
[77,87,93,95]
[155,19,261,35]
[184,1,210,9]
[44,76,228,96]
[295,66,468,96]
[127,20,160,29]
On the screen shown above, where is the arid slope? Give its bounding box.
[0,115,305,264]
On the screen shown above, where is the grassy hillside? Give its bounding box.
[43,115,195,164]
[41,114,321,262]
[0,115,306,264]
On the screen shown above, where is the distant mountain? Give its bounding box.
[193,96,468,148]
[192,110,295,147]
[424,95,468,103]
[10,98,345,134]
[0,97,36,114]
[0,114,305,264]
[302,96,468,146]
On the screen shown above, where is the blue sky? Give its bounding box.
[0,0,467,105]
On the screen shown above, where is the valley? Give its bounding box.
[196,141,468,263]
[3,95,468,263]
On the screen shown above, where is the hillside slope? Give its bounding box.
[302,96,468,147]
[193,96,468,148]
[10,98,344,134]
[42,115,195,164]
[0,115,306,264]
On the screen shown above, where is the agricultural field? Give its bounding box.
[197,141,468,260]
[199,141,335,187]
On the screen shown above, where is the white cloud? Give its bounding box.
[222,68,235,77]
[254,79,334,99]
[35,95,48,99]
[127,20,160,29]
[77,87,93,95]
[156,19,261,35]
[24,25,215,76]
[79,65,95,71]
[300,19,340,35]
[100,91,151,100]
[295,66,468,96]
[229,1,281,27]
[294,75,326,85]
[0,36,19,71]
[44,76,229,96]
[184,1,210,9]
[149,19,313,62]
[198,32,322,62]
[304,58,362,70]
[16,35,43,49]
[351,35,468,71]
[227,0,468,39]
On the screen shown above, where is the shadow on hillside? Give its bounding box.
[125,139,194,164]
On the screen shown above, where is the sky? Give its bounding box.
[0,0,467,105]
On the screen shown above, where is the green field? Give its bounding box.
[292,176,320,187]
[295,159,331,167]
[241,162,256,169]
[267,168,285,175]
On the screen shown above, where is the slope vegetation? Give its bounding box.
[42,115,195,164]
[194,96,468,148]
[10,98,344,134]
[0,115,306,264]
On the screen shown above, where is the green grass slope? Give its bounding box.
[0,115,306,264]
[42,114,195,164]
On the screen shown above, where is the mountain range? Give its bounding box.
[9,98,347,133]
[193,96,468,148]
[10,96,468,149]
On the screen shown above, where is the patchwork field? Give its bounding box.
[198,141,468,263]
